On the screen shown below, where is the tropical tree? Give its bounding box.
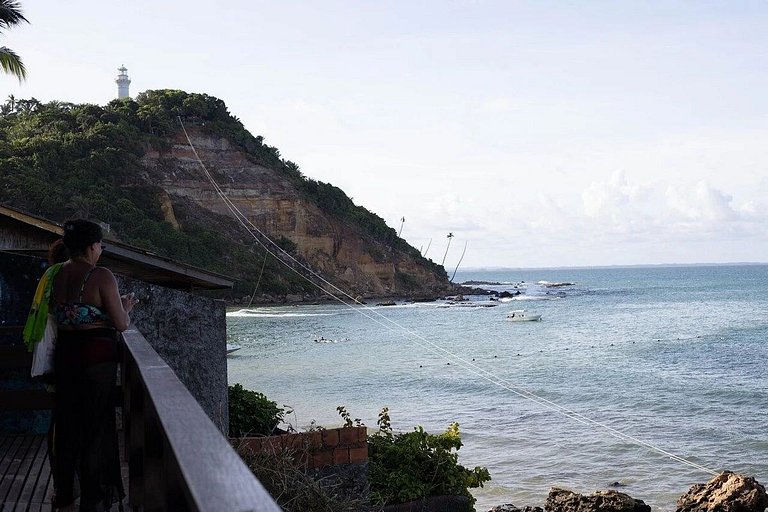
[441,232,454,266]
[0,0,28,80]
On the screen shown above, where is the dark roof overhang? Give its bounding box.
[0,204,233,290]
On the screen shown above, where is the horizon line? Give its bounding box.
[459,261,768,272]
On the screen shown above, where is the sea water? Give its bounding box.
[226,265,768,511]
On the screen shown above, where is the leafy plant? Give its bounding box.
[228,383,284,437]
[367,407,491,511]
[336,405,364,428]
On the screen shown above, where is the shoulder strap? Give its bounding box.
[78,267,97,302]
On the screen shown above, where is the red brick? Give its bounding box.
[322,428,339,448]
[339,427,359,446]
[349,445,368,464]
[311,450,333,468]
[284,433,304,451]
[333,447,350,465]
[240,438,256,451]
[305,431,323,450]
[358,427,368,444]
[261,438,278,454]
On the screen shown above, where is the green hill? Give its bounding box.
[0,91,449,300]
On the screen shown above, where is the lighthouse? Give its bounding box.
[115,65,131,99]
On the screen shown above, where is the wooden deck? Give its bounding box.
[0,434,129,511]
[0,435,54,511]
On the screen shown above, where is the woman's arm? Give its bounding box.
[97,268,137,332]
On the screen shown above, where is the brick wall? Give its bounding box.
[238,426,367,469]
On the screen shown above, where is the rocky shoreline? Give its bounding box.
[487,471,768,512]
[225,283,495,308]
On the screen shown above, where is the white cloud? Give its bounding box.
[665,181,736,222]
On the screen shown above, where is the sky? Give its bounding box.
[3,1,768,269]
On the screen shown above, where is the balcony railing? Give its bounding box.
[121,328,281,511]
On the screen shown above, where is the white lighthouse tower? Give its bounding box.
[115,65,131,99]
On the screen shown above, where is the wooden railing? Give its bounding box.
[121,329,281,511]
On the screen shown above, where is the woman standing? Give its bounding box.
[51,220,138,511]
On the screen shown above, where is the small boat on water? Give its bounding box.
[226,343,242,354]
[506,310,542,322]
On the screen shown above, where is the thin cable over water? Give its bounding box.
[178,117,718,476]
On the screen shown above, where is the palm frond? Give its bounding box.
[0,46,26,80]
[0,0,28,30]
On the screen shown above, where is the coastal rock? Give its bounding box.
[545,487,651,512]
[675,471,768,512]
[488,505,543,512]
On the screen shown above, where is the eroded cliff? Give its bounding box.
[141,127,450,299]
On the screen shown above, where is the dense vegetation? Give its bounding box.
[368,408,491,510]
[0,91,445,296]
[228,383,284,437]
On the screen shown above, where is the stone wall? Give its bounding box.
[116,276,228,433]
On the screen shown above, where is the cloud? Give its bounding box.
[665,181,737,222]
[576,171,765,244]
[581,170,652,224]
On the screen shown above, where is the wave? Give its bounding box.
[226,309,339,318]
[509,294,565,301]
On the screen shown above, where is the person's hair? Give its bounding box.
[62,219,102,256]
[48,238,69,264]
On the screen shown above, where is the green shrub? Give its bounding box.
[228,384,284,437]
[367,408,491,511]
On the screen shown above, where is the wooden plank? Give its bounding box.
[0,436,24,484]
[5,435,44,508]
[29,448,51,509]
[16,435,48,507]
[0,437,13,461]
[0,435,33,504]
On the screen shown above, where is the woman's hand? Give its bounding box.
[121,293,140,313]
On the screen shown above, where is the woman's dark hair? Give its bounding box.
[48,238,70,264]
[62,219,103,256]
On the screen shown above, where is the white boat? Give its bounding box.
[226,343,242,354]
[506,310,542,322]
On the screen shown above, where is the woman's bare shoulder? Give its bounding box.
[92,266,117,282]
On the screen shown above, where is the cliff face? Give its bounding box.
[141,127,449,298]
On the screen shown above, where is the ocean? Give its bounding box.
[226,265,768,511]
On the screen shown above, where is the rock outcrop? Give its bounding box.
[544,487,651,512]
[676,471,768,512]
[488,505,543,512]
[488,473,768,512]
